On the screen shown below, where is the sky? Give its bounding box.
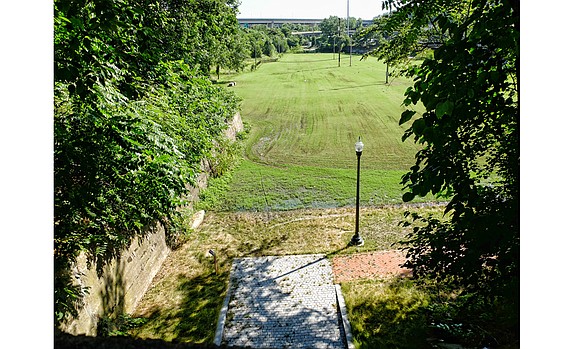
[237,0,386,19]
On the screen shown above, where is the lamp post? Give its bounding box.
[350,137,364,246]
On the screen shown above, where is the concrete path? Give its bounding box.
[214,254,354,349]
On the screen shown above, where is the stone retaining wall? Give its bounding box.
[61,222,170,336]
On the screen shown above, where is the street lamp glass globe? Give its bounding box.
[355,139,364,153]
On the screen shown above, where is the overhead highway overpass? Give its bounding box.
[237,18,374,28]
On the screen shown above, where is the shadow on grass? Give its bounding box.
[276,58,335,63]
[319,83,387,92]
[127,227,293,344]
[54,331,238,348]
[269,66,335,75]
[116,221,354,346]
[139,272,229,344]
[343,277,431,349]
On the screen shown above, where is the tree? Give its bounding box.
[244,28,267,60]
[368,0,519,345]
[188,0,245,76]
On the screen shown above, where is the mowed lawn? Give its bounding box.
[210,53,432,211]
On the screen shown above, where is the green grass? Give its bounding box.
[210,53,430,211]
[233,53,422,170]
[199,159,437,211]
[342,278,432,349]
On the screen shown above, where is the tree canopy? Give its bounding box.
[367,0,519,346]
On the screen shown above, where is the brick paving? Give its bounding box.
[332,250,412,283]
[215,254,351,349]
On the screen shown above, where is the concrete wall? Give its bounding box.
[61,222,170,336]
[59,112,243,336]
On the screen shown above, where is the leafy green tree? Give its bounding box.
[320,16,343,38]
[244,28,267,59]
[189,0,245,75]
[368,0,519,345]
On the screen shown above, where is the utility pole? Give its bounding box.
[347,0,352,66]
[338,18,341,67]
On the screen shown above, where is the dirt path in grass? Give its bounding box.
[332,250,412,283]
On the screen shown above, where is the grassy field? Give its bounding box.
[205,53,432,211]
[234,53,421,170]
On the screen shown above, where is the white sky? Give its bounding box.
[237,0,386,19]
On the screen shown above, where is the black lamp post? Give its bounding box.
[350,137,364,246]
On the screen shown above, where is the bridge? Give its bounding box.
[290,31,322,36]
[238,18,374,29]
[290,30,359,37]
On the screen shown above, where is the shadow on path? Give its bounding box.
[220,254,348,348]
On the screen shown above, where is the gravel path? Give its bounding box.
[215,254,352,349]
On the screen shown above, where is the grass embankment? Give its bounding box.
[206,53,433,211]
[129,205,444,345]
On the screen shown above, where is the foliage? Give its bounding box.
[242,26,291,61]
[186,0,246,75]
[368,0,519,343]
[143,61,240,166]
[54,0,245,94]
[317,16,374,54]
[424,289,519,347]
[97,314,147,337]
[54,0,240,326]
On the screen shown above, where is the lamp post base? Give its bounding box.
[349,234,364,246]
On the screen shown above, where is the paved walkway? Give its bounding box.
[214,254,354,349]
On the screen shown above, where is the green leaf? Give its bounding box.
[399,110,416,125]
[412,119,426,135]
[435,100,454,118]
[402,192,415,202]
